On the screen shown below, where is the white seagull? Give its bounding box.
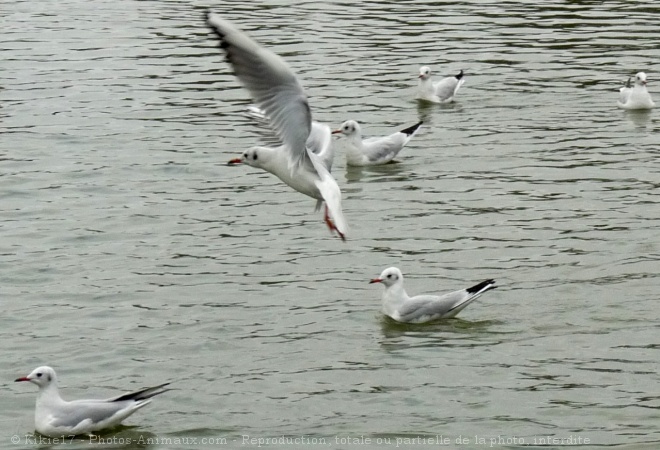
[369,267,496,323]
[417,67,465,103]
[15,366,169,437]
[206,13,347,240]
[243,105,335,171]
[332,120,423,166]
[617,72,655,110]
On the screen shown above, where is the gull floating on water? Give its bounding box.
[417,67,465,103]
[15,366,169,437]
[369,267,496,323]
[206,13,347,240]
[617,72,655,110]
[332,120,423,166]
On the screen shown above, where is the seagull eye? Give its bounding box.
[252,153,258,161]
[36,373,42,378]
[386,274,392,279]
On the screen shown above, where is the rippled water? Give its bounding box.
[2,0,659,449]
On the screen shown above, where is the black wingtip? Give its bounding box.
[399,121,423,136]
[455,70,464,80]
[204,13,234,63]
[204,10,216,29]
[112,382,171,403]
[466,279,496,295]
[205,11,218,34]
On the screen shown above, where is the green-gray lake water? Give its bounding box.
[2,1,659,449]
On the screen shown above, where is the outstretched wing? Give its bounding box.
[206,13,311,171]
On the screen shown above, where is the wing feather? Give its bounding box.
[206,14,311,170]
[50,401,127,428]
[361,134,408,163]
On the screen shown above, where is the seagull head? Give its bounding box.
[370,267,404,288]
[228,148,261,167]
[332,120,360,138]
[635,72,648,86]
[15,366,57,389]
[418,66,432,80]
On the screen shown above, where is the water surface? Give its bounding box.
[2,0,659,448]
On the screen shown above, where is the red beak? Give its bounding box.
[418,74,424,78]
[369,278,382,284]
[331,129,342,134]
[15,377,30,382]
[227,158,243,165]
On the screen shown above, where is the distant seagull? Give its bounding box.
[618,72,655,110]
[15,366,169,437]
[332,120,423,166]
[417,67,465,103]
[369,267,496,323]
[206,13,347,240]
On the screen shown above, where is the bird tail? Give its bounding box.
[399,121,423,137]
[466,279,496,296]
[111,382,171,403]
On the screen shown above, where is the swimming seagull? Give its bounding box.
[369,267,496,323]
[206,13,347,240]
[417,67,465,103]
[332,120,423,166]
[15,366,169,437]
[617,72,655,110]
